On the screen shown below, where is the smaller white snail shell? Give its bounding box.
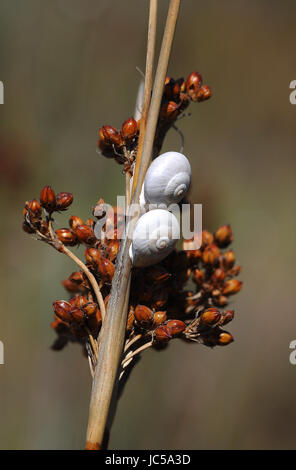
[143,151,191,207]
[129,209,180,267]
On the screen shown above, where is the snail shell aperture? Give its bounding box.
[129,209,180,267]
[143,151,191,207]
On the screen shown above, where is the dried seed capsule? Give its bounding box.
[214,224,233,248]
[70,307,85,323]
[85,218,95,229]
[155,325,172,342]
[160,100,178,120]
[40,185,56,212]
[74,224,96,245]
[192,269,205,286]
[105,240,120,262]
[200,308,221,326]
[186,71,203,96]
[223,250,236,269]
[126,306,135,331]
[121,117,138,141]
[27,199,42,218]
[153,311,167,326]
[82,302,97,317]
[85,247,101,266]
[134,305,153,325]
[99,125,122,146]
[202,244,220,267]
[97,257,115,282]
[69,295,88,308]
[220,310,234,326]
[69,215,84,230]
[218,331,234,346]
[166,319,186,336]
[55,192,73,211]
[214,295,228,307]
[201,230,214,248]
[68,271,84,284]
[223,279,242,296]
[53,300,72,322]
[196,85,212,102]
[62,279,83,293]
[212,268,225,283]
[55,228,78,246]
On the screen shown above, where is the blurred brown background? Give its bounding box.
[0,0,295,449]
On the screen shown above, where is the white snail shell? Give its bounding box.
[129,209,180,267]
[143,151,191,207]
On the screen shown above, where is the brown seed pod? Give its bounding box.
[55,228,78,246]
[192,268,205,286]
[153,311,167,326]
[69,295,88,308]
[53,300,72,322]
[160,100,179,120]
[40,185,56,212]
[55,192,73,211]
[27,199,42,218]
[166,319,186,336]
[186,71,203,97]
[223,279,242,296]
[214,295,228,307]
[212,268,225,283]
[217,331,234,346]
[74,224,96,245]
[219,310,234,326]
[155,325,172,343]
[105,240,120,262]
[121,117,138,141]
[223,250,236,270]
[62,279,85,293]
[214,225,233,248]
[69,215,84,230]
[83,302,98,317]
[134,305,153,325]
[201,230,214,248]
[202,244,220,267]
[99,125,122,146]
[200,308,221,326]
[85,247,101,266]
[196,85,212,102]
[68,271,84,285]
[70,307,85,323]
[97,257,115,282]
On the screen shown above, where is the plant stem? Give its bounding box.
[85,0,180,450]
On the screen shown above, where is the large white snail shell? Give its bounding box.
[143,151,191,207]
[129,209,180,267]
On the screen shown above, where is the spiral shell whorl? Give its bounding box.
[130,209,180,267]
[143,151,191,207]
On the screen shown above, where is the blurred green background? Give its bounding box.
[0,0,295,449]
